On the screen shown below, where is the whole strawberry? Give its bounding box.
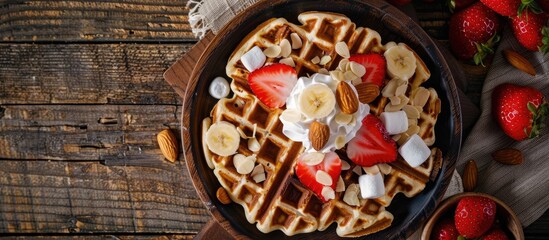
[511,10,549,53]
[492,83,548,141]
[482,228,510,240]
[449,2,501,65]
[431,218,460,240]
[455,196,497,238]
[481,0,542,16]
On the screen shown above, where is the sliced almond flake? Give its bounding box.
[403,105,420,119]
[318,68,330,75]
[408,118,418,126]
[414,105,423,113]
[279,57,295,67]
[280,109,303,123]
[279,39,292,58]
[413,87,430,107]
[290,32,302,49]
[397,132,411,146]
[362,165,380,175]
[343,183,360,206]
[335,42,350,59]
[348,115,357,127]
[341,160,351,170]
[352,165,362,175]
[248,138,260,152]
[378,163,393,175]
[330,70,345,82]
[392,134,401,142]
[335,135,346,149]
[252,173,266,183]
[320,55,332,66]
[385,95,409,112]
[263,45,282,58]
[311,56,321,64]
[349,61,366,77]
[321,186,335,200]
[382,78,399,97]
[336,176,345,192]
[251,164,265,176]
[389,96,401,105]
[316,170,333,186]
[338,59,349,71]
[351,77,362,86]
[405,124,421,136]
[395,83,408,97]
[344,71,358,81]
[301,152,325,166]
[335,112,353,125]
[234,154,254,174]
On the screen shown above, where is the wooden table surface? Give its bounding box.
[0,1,546,239]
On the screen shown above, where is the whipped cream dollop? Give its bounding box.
[280,73,370,153]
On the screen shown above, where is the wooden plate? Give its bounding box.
[181,0,462,238]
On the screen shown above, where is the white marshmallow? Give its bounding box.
[398,134,431,167]
[380,111,408,135]
[209,77,230,99]
[241,46,266,72]
[358,172,385,199]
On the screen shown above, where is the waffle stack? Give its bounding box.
[203,11,443,237]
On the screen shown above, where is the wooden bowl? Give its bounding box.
[421,192,525,240]
[183,0,463,239]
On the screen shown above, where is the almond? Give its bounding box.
[157,129,178,162]
[336,81,359,114]
[309,121,330,151]
[492,148,523,165]
[462,159,477,192]
[503,49,536,76]
[216,187,232,204]
[355,83,380,104]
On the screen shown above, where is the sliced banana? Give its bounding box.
[384,44,417,81]
[298,83,336,119]
[205,121,240,157]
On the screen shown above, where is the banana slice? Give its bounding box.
[384,44,417,81]
[298,83,336,119]
[205,121,240,157]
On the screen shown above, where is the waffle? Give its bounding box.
[203,12,443,237]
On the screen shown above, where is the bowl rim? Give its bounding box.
[420,192,526,240]
[183,0,463,238]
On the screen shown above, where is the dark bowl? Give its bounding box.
[183,0,462,239]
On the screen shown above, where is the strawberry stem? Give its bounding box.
[518,0,543,16]
[539,21,549,54]
[526,101,549,139]
[474,34,500,67]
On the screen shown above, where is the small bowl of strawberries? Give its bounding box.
[421,192,524,240]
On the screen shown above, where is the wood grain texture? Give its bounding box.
[0,43,190,105]
[0,0,195,42]
[0,160,209,234]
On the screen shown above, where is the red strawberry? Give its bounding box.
[431,218,460,240]
[492,83,548,141]
[295,151,342,202]
[346,114,397,167]
[482,228,510,240]
[248,63,297,108]
[349,54,386,87]
[449,2,501,65]
[454,196,497,238]
[448,0,477,12]
[481,0,542,17]
[511,10,549,53]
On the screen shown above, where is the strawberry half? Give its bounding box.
[295,151,342,202]
[454,196,497,238]
[248,63,298,108]
[346,114,397,167]
[492,83,548,141]
[349,54,386,87]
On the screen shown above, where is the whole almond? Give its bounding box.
[492,148,523,165]
[216,187,232,204]
[309,121,330,151]
[336,81,359,114]
[462,160,478,192]
[157,129,178,162]
[503,49,536,76]
[355,83,380,104]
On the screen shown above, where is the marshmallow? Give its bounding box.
[380,111,408,135]
[208,77,230,99]
[241,46,266,72]
[398,134,431,167]
[358,172,385,199]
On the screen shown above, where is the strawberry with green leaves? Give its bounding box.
[492,83,548,141]
[481,0,543,17]
[449,2,501,65]
[511,10,549,53]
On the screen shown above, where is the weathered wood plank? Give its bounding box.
[0,160,209,234]
[0,43,190,105]
[0,0,196,42]
[0,105,182,163]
